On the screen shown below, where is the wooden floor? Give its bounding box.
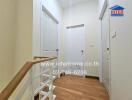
[54,75,109,100]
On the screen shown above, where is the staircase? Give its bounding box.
[0,57,58,100]
[33,63,57,100]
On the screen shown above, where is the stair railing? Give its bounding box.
[0,56,57,100]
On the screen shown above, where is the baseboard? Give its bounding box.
[60,72,66,77]
[85,75,99,80]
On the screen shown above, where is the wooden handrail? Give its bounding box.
[33,56,49,59]
[0,56,57,100]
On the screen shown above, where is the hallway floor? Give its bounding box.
[54,75,109,100]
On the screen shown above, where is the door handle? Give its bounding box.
[56,49,59,52]
[81,50,84,53]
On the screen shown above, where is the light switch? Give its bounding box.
[112,31,117,38]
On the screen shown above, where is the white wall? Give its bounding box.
[99,0,106,14]
[109,0,132,100]
[33,0,41,57]
[42,0,63,22]
[63,0,99,76]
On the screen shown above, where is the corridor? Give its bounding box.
[0,0,132,100]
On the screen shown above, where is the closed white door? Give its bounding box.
[101,6,110,92]
[65,25,85,75]
[40,6,58,57]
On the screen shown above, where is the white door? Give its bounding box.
[40,6,58,57]
[65,25,85,76]
[101,6,110,92]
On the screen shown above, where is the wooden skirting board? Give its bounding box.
[85,75,99,80]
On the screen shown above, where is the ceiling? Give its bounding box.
[58,0,88,9]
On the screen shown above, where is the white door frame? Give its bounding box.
[99,0,107,83]
[99,0,111,95]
